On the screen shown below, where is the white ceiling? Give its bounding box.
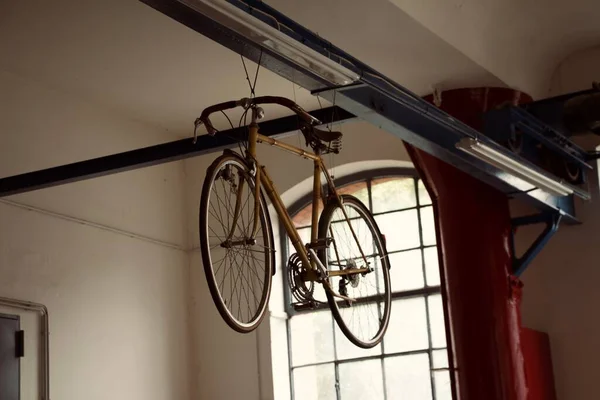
[1,0,597,137]
[389,0,600,97]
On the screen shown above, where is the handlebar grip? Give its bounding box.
[198,100,239,135]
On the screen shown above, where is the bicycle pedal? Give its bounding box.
[292,301,319,311]
[307,237,333,250]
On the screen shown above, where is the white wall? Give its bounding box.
[519,46,600,399]
[0,69,192,399]
[183,121,411,399]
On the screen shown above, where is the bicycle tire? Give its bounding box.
[199,151,274,333]
[318,194,391,348]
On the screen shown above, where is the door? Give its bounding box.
[0,313,20,400]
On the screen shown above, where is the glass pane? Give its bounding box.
[292,363,336,400]
[371,177,417,213]
[428,294,447,348]
[290,311,334,366]
[389,250,425,291]
[335,323,382,360]
[432,349,449,369]
[434,370,453,400]
[375,210,420,251]
[424,247,441,287]
[297,227,312,247]
[420,206,436,246]
[338,180,369,206]
[330,203,361,222]
[339,359,384,400]
[384,297,428,353]
[287,228,312,256]
[385,353,432,400]
[292,202,323,227]
[417,179,432,206]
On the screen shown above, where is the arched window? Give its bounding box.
[283,169,451,400]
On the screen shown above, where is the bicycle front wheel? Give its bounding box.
[199,152,274,333]
[318,195,391,348]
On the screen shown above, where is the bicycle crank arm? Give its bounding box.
[305,248,357,303]
[328,268,372,277]
[322,279,356,303]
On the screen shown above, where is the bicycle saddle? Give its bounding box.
[312,127,343,143]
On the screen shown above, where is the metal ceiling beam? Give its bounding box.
[316,85,577,221]
[0,107,354,198]
[139,0,581,222]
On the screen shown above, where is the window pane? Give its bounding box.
[424,247,441,287]
[375,210,420,251]
[417,179,432,206]
[339,359,384,400]
[389,250,424,291]
[384,353,432,400]
[292,202,323,227]
[290,311,334,366]
[371,177,417,213]
[330,203,361,222]
[292,363,336,400]
[432,349,449,369]
[335,323,382,360]
[338,180,369,206]
[434,370,453,400]
[420,206,436,246]
[428,294,447,348]
[287,227,312,256]
[384,297,428,353]
[298,227,312,247]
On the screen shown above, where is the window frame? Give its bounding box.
[280,167,448,400]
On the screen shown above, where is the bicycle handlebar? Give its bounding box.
[196,96,322,136]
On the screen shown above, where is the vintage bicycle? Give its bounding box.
[197,96,391,348]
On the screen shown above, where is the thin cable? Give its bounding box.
[240,50,263,99]
[241,55,256,98]
[222,110,246,155]
[316,94,331,132]
[238,108,250,152]
[291,79,302,147]
[330,90,338,180]
[220,110,235,131]
[252,49,263,95]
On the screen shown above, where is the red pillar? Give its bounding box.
[406,88,532,400]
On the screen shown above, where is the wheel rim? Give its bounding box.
[325,201,390,346]
[203,159,271,329]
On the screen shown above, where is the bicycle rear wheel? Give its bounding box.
[199,152,274,333]
[318,195,391,348]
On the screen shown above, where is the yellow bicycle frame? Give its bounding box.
[240,120,369,285]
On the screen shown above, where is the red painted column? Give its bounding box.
[406,88,531,400]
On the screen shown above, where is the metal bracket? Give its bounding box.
[510,212,562,276]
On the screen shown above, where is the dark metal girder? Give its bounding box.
[138,0,581,223]
[0,107,354,198]
[316,84,577,222]
[140,0,329,91]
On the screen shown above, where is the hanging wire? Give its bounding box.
[291,76,302,148]
[221,110,246,155]
[238,49,263,152]
[240,50,263,98]
[330,90,338,180]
